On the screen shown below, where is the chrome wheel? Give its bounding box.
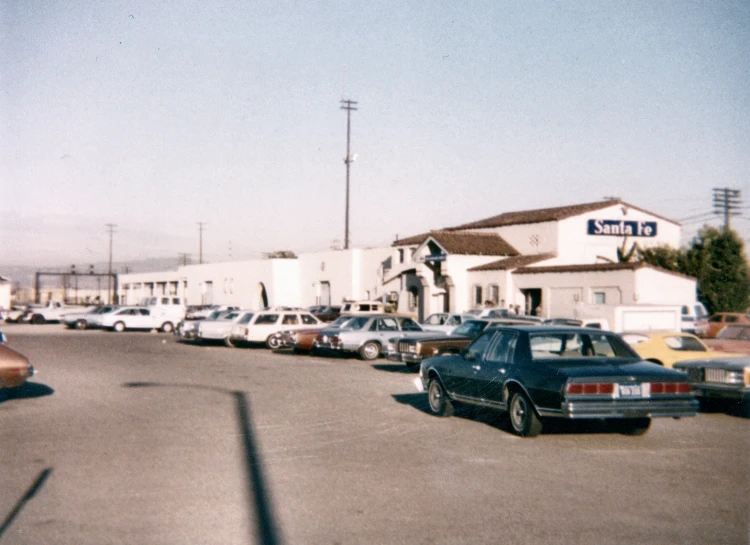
[427,378,454,417]
[509,392,542,437]
[359,342,380,361]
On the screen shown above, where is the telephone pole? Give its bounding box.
[712,188,742,230]
[341,99,358,250]
[106,223,117,304]
[197,222,207,264]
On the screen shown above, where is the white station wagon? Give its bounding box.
[227,310,322,348]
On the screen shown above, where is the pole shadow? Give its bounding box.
[0,467,53,539]
[124,381,283,545]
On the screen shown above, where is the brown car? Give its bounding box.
[386,318,537,368]
[279,315,354,353]
[705,313,750,338]
[0,340,35,392]
[703,324,750,355]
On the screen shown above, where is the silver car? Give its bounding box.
[313,314,426,360]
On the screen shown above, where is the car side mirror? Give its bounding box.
[463,350,476,361]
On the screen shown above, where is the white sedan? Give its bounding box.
[97,307,167,332]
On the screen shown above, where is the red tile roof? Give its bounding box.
[468,253,556,272]
[393,230,519,256]
[446,199,679,231]
[513,261,695,281]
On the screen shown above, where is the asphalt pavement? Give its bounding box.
[0,324,748,545]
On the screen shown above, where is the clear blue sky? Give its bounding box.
[2,0,748,267]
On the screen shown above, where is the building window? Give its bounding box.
[398,249,405,264]
[593,291,606,305]
[488,284,499,305]
[473,285,483,307]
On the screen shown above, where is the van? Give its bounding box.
[140,296,187,327]
[340,300,386,314]
[681,302,709,336]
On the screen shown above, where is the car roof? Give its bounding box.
[492,325,618,334]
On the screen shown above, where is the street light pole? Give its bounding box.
[106,223,117,304]
[340,99,357,250]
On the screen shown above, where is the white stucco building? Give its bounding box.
[387,199,695,320]
[118,247,393,309]
[117,199,699,321]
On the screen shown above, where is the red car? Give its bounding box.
[703,324,750,355]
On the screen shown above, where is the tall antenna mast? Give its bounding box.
[341,99,358,250]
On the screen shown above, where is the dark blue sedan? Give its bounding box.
[420,326,698,437]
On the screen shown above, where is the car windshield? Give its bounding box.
[529,332,636,360]
[330,316,353,327]
[237,313,254,325]
[664,335,707,352]
[343,316,370,330]
[452,320,488,337]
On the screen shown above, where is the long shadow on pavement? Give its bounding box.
[124,382,283,545]
[0,468,54,540]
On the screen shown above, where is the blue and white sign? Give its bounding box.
[424,254,446,262]
[587,219,658,237]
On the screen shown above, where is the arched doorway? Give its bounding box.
[258,282,269,309]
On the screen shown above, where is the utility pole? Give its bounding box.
[106,223,117,304]
[712,188,742,230]
[340,99,358,250]
[178,253,191,266]
[197,222,207,264]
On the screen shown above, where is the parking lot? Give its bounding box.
[1,325,748,545]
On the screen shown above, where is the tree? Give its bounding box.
[681,226,750,314]
[637,244,685,272]
[597,236,640,263]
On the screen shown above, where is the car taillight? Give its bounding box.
[566,383,615,395]
[650,382,692,394]
[330,336,340,343]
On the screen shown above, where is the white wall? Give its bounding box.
[555,204,681,265]
[0,280,11,311]
[297,247,391,306]
[635,267,697,305]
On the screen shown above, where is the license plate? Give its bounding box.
[619,384,642,398]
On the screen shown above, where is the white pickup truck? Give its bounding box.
[27,301,83,324]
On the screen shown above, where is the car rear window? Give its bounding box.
[529,332,633,360]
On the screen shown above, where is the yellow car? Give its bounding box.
[622,331,742,368]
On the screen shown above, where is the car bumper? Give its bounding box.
[387,351,422,364]
[314,341,343,351]
[690,385,750,401]
[557,398,699,419]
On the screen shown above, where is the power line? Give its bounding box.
[712,187,742,230]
